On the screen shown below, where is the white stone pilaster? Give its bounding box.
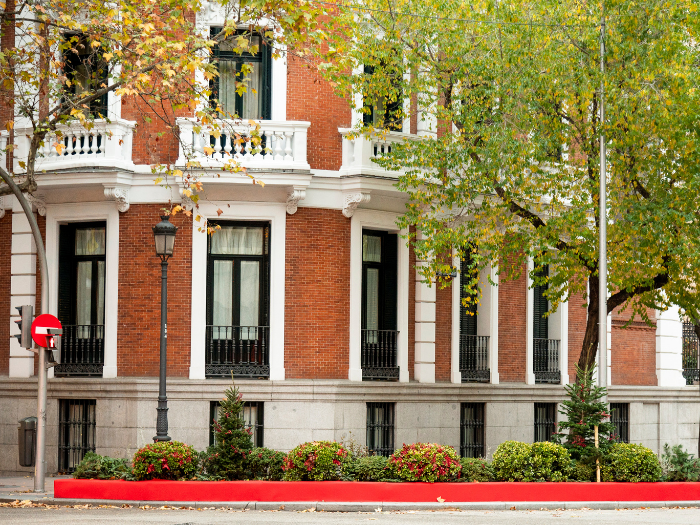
[415,257,436,383]
[655,306,686,387]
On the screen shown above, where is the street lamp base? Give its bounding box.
[153,435,172,442]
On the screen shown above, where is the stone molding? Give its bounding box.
[286,188,306,215]
[342,192,370,218]
[26,193,46,216]
[103,185,130,213]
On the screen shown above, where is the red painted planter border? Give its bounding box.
[54,479,700,503]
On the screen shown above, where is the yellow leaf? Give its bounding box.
[103,52,114,61]
[5,120,13,131]
[202,146,215,156]
[54,143,65,155]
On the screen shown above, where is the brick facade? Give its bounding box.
[407,226,416,380]
[284,207,350,379]
[611,308,658,386]
[0,213,10,375]
[117,205,192,377]
[435,283,452,382]
[498,259,527,382]
[568,291,588,379]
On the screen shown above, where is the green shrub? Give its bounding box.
[72,452,130,480]
[389,443,462,482]
[345,455,394,481]
[246,447,286,480]
[492,441,571,481]
[601,443,662,482]
[571,460,596,482]
[282,441,351,481]
[458,457,494,482]
[132,441,197,481]
[661,444,700,482]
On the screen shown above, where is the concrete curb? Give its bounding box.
[2,495,700,511]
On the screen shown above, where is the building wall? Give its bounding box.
[498,259,527,382]
[117,206,192,377]
[611,308,658,386]
[0,212,11,376]
[407,226,416,380]
[435,283,452,382]
[568,291,588,379]
[284,207,350,379]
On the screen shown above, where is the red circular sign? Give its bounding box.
[31,314,62,348]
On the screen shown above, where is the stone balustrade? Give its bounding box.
[338,128,411,178]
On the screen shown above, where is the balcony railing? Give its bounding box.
[459,335,490,383]
[205,325,270,378]
[682,321,699,385]
[176,118,310,171]
[1,119,136,172]
[534,338,561,384]
[361,329,399,381]
[338,128,413,178]
[54,325,104,377]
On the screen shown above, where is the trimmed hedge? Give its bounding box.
[247,447,286,480]
[493,441,571,481]
[601,443,662,482]
[132,441,198,481]
[390,443,462,482]
[282,441,351,481]
[72,452,130,480]
[345,455,396,481]
[458,457,494,482]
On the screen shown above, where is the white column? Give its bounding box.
[483,264,500,384]
[415,260,436,383]
[656,306,685,387]
[525,257,536,384]
[9,197,37,377]
[271,47,287,121]
[450,255,461,384]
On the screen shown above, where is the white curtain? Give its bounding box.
[76,262,92,338]
[363,235,381,262]
[213,260,233,339]
[218,60,237,116]
[96,261,105,325]
[211,226,263,255]
[365,268,379,340]
[240,62,261,119]
[239,260,260,339]
[75,228,105,256]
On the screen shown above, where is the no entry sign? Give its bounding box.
[31,314,62,348]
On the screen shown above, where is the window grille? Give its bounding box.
[210,401,264,447]
[610,403,630,443]
[534,402,556,442]
[460,403,485,458]
[58,399,96,473]
[682,321,700,385]
[366,402,395,457]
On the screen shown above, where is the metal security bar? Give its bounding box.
[682,321,699,385]
[58,399,96,473]
[610,403,630,443]
[361,329,399,380]
[534,402,556,442]
[54,325,104,377]
[533,338,561,384]
[205,325,270,378]
[460,403,485,458]
[367,402,395,457]
[209,401,264,447]
[460,335,490,383]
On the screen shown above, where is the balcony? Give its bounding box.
[338,128,412,178]
[682,321,699,385]
[205,325,270,379]
[533,338,561,384]
[460,335,490,383]
[1,119,136,173]
[361,329,399,381]
[176,118,310,172]
[54,325,104,378]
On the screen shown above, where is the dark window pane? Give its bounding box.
[367,402,395,456]
[610,403,630,443]
[460,403,485,458]
[534,402,556,442]
[58,399,96,473]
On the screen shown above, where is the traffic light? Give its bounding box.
[13,305,33,349]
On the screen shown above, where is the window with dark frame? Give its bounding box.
[460,403,485,458]
[459,247,490,383]
[58,399,96,473]
[205,221,270,378]
[534,402,556,442]
[533,264,561,384]
[366,402,395,457]
[361,230,399,381]
[63,34,108,117]
[55,223,106,377]
[610,403,630,443]
[362,65,403,131]
[209,401,264,447]
[210,28,272,120]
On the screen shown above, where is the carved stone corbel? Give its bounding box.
[342,192,371,218]
[286,188,306,215]
[103,185,130,213]
[26,193,46,216]
[179,186,195,212]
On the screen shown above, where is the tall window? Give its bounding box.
[367,402,395,457]
[460,403,485,458]
[361,230,399,380]
[534,402,556,442]
[533,264,560,384]
[533,264,549,340]
[610,403,630,443]
[459,248,489,382]
[210,28,272,120]
[209,401,264,447]
[362,65,403,131]
[58,399,96,473]
[205,222,270,378]
[56,223,106,377]
[64,34,108,117]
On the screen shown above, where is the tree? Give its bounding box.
[0,0,325,222]
[322,0,700,374]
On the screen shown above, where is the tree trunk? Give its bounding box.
[577,274,600,381]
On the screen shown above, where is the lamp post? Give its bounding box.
[152,215,177,442]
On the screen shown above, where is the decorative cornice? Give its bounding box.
[286,188,306,215]
[26,193,46,216]
[342,192,371,218]
[103,185,130,213]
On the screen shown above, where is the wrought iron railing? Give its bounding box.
[58,399,96,473]
[533,338,561,384]
[459,335,490,383]
[460,403,485,458]
[610,403,630,443]
[361,329,399,380]
[205,325,270,378]
[54,325,104,377]
[366,402,395,457]
[682,321,699,385]
[534,402,557,442]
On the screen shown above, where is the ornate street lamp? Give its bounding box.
[152,215,177,442]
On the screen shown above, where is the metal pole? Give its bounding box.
[598,8,608,398]
[154,259,170,442]
[0,171,49,492]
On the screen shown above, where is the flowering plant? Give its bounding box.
[282,441,351,481]
[132,441,197,480]
[389,443,462,482]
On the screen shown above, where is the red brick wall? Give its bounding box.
[121,98,180,166]
[284,208,350,379]
[611,308,657,386]
[568,291,588,380]
[498,258,527,382]
[435,283,452,382]
[117,206,192,377]
[407,226,416,380]
[286,56,351,171]
[0,212,11,375]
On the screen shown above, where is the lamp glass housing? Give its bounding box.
[152,216,178,257]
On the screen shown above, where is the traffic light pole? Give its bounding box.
[0,170,49,492]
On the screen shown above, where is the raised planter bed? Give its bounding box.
[54,479,700,503]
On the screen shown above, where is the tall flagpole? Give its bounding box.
[598,6,608,396]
